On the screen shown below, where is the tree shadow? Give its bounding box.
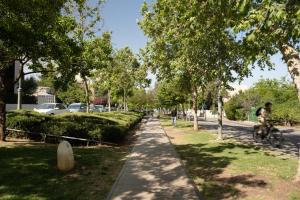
[198,121,300,157]
[0,145,127,199]
[174,143,267,199]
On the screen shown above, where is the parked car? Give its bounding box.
[89,104,99,113]
[67,103,87,113]
[94,105,105,112]
[33,103,68,115]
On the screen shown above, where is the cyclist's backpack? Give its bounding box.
[255,107,262,116]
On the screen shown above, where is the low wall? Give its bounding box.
[6,104,37,111]
[185,109,218,119]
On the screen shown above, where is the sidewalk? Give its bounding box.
[107,118,200,200]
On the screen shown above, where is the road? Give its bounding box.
[197,118,300,157]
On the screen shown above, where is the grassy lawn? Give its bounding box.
[160,117,300,200]
[0,142,130,200]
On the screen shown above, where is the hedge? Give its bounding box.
[6,110,144,144]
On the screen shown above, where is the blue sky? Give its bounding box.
[100,0,291,88]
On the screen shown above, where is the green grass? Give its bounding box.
[0,144,129,200]
[160,117,300,200]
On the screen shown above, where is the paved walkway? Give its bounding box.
[107,118,200,200]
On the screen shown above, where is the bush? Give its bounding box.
[6,111,144,144]
[224,78,300,125]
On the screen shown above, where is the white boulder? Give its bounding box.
[57,140,74,172]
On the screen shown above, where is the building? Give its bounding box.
[33,87,56,104]
[223,84,249,103]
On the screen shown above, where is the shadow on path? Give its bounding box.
[107,118,200,200]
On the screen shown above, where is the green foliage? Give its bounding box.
[224,95,245,120]
[6,111,143,143]
[128,88,157,111]
[22,77,38,95]
[0,0,78,73]
[156,80,188,108]
[56,82,86,104]
[225,78,300,125]
[94,47,148,110]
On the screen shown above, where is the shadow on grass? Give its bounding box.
[175,143,267,199]
[0,145,127,200]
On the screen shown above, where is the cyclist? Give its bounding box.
[257,102,272,139]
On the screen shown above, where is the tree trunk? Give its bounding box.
[108,90,111,112]
[294,143,300,182]
[123,88,126,112]
[0,102,5,141]
[0,72,6,141]
[192,86,198,131]
[83,77,89,113]
[217,87,223,140]
[182,103,186,116]
[280,44,300,102]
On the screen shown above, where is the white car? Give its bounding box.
[34,103,68,115]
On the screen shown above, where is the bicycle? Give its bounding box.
[253,124,283,148]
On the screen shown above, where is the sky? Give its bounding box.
[100,0,291,88]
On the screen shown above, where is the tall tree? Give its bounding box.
[140,1,214,130]
[65,0,112,112]
[0,0,77,141]
[206,1,250,140]
[107,47,146,111]
[140,0,249,133]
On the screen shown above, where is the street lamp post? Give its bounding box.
[17,77,22,110]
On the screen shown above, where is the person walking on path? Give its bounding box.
[171,108,177,127]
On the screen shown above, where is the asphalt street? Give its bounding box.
[197,118,300,157]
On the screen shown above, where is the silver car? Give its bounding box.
[67,103,87,113]
[34,103,68,115]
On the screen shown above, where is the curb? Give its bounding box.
[106,117,149,200]
[161,123,204,200]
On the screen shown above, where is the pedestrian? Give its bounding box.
[171,108,177,127]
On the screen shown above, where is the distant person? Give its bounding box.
[171,108,177,127]
[257,102,272,139]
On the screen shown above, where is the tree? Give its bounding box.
[140,0,249,134]
[224,78,300,126]
[106,47,146,111]
[0,0,77,141]
[22,77,38,95]
[140,0,215,130]
[65,0,112,113]
[128,88,157,111]
[234,0,300,101]
[56,82,86,104]
[155,78,189,110]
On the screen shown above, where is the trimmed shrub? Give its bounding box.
[6,111,144,144]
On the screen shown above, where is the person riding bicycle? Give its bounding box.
[257,102,272,139]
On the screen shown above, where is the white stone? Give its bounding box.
[57,141,74,172]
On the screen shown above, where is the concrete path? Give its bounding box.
[107,118,200,200]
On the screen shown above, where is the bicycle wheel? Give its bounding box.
[253,125,260,142]
[269,128,283,148]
